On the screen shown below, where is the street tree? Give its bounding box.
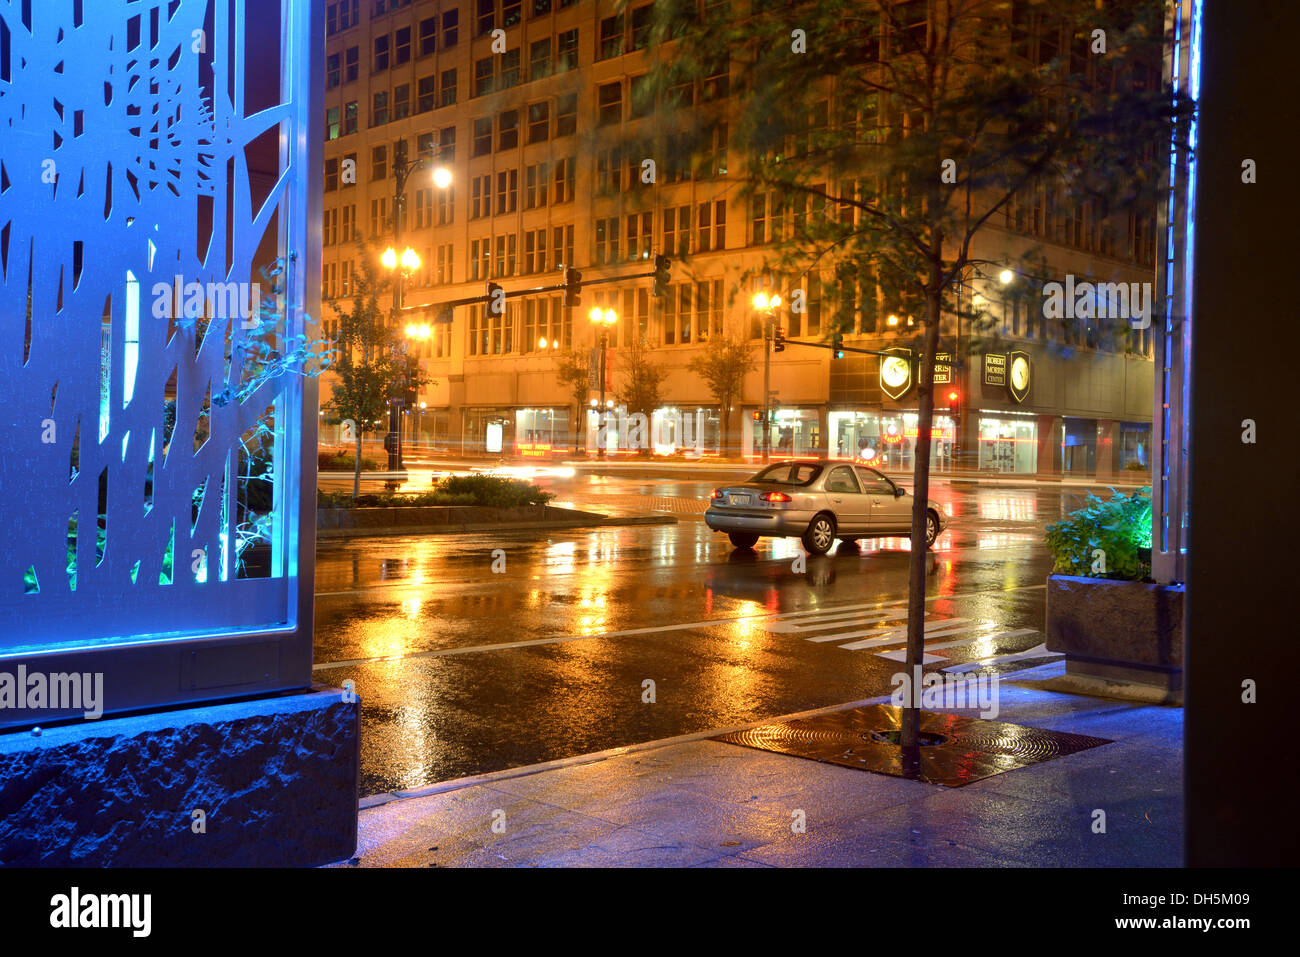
[554,349,592,453]
[645,0,1180,749]
[322,240,425,498]
[688,336,757,457]
[615,335,669,454]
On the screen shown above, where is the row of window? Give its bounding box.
[469,225,576,280]
[468,159,576,219]
[470,98,575,155]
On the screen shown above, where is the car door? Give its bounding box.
[855,466,910,534]
[821,465,870,534]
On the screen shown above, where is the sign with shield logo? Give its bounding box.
[1008,350,1031,403]
[879,348,913,401]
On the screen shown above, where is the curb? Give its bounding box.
[316,513,676,540]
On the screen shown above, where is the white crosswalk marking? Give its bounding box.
[762,604,1044,664]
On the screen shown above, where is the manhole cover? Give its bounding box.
[713,704,1112,787]
[866,729,949,747]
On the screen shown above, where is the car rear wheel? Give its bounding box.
[926,510,940,548]
[728,532,759,549]
[802,514,836,555]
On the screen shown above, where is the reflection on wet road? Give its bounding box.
[314,475,1088,797]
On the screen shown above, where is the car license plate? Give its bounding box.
[728,494,752,506]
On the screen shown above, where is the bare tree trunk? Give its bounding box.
[900,266,944,755]
[352,430,362,500]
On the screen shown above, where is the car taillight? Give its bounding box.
[760,491,791,503]
[709,488,722,500]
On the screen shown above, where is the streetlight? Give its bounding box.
[432,166,453,190]
[751,291,782,463]
[538,337,560,351]
[999,268,1015,285]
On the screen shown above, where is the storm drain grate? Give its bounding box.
[713,704,1112,787]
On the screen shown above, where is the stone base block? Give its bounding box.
[0,686,358,867]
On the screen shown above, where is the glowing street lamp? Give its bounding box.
[432,166,453,190]
[999,268,1015,285]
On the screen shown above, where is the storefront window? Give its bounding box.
[1119,421,1151,471]
[979,415,1038,473]
[745,408,820,458]
[515,408,570,456]
[1060,417,1098,473]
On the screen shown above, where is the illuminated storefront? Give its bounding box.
[978,413,1039,473]
[745,408,820,458]
[829,410,956,471]
[515,408,570,456]
[582,405,720,456]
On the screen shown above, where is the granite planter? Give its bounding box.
[1045,574,1185,694]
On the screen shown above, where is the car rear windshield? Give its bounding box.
[747,462,823,486]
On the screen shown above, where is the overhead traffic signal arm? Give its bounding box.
[414,260,670,319]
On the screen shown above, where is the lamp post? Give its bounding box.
[752,291,782,463]
[589,307,617,457]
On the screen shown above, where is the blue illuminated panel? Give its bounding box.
[0,0,321,724]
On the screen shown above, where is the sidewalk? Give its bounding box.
[338,661,1182,868]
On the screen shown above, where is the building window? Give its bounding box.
[599,15,625,60]
[370,197,388,237]
[440,69,458,107]
[525,162,550,209]
[597,82,622,126]
[327,53,341,89]
[443,9,459,48]
[555,93,577,137]
[530,38,551,80]
[477,0,495,37]
[439,125,456,163]
[631,5,652,50]
[345,46,359,83]
[374,34,390,72]
[474,58,494,98]
[664,205,690,257]
[524,228,548,273]
[371,145,387,180]
[532,0,553,17]
[496,169,518,215]
[418,17,437,56]
[341,204,355,242]
[417,75,436,113]
[436,243,454,284]
[393,84,410,120]
[326,106,340,141]
[552,224,574,270]
[630,74,654,120]
[597,148,622,193]
[553,157,575,203]
[371,90,389,127]
[503,0,523,28]
[527,101,549,143]
[395,26,411,65]
[472,117,492,157]
[325,158,339,192]
[343,100,358,135]
[626,211,653,261]
[324,207,338,245]
[437,185,454,226]
[557,29,578,72]
[498,110,519,151]
[594,217,621,265]
[500,49,521,89]
[413,188,433,229]
[471,173,492,219]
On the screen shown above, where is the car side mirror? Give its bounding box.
[894,486,906,498]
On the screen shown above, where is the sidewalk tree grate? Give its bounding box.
[713,704,1112,787]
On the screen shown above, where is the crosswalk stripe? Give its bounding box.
[941,642,1059,673]
[767,609,900,634]
[874,627,1041,663]
[835,619,978,650]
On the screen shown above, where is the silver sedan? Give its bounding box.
[704,459,949,555]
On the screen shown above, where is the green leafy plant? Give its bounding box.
[318,448,383,472]
[1045,487,1153,581]
[317,475,553,510]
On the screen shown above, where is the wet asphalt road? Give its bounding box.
[314,472,1086,798]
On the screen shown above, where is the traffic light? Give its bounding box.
[486,281,505,316]
[563,265,582,309]
[946,389,960,416]
[653,254,671,298]
[831,333,844,359]
[403,355,418,407]
[773,327,786,353]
